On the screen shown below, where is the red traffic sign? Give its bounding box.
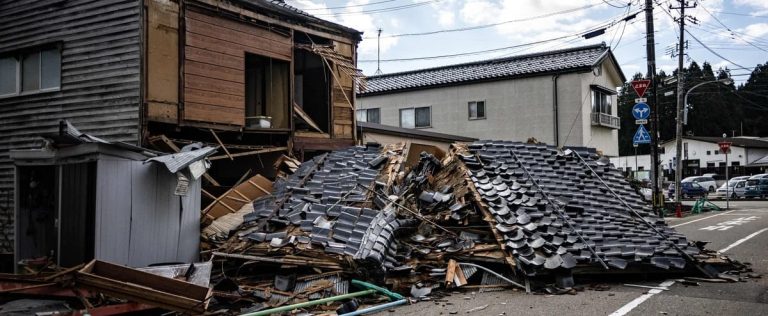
[718,141,732,154]
[631,79,651,97]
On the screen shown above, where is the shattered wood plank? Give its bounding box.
[208,147,288,161]
[445,259,457,286]
[75,260,210,314]
[293,102,324,133]
[209,129,233,160]
[203,174,273,220]
[457,155,517,270]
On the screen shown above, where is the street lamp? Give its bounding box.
[674,78,733,203]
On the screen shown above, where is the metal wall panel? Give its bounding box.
[94,159,133,264]
[0,0,142,254]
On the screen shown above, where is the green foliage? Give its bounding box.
[617,61,768,156]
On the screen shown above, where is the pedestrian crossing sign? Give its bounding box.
[633,125,651,144]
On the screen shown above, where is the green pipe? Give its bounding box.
[242,289,376,316]
[350,279,404,300]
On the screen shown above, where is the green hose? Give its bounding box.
[350,279,405,300]
[241,289,376,316]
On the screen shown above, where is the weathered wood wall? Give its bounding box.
[183,9,292,126]
[0,0,142,255]
[330,41,355,139]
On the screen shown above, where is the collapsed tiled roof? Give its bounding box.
[461,141,697,272]
[360,44,615,95]
[214,141,703,292]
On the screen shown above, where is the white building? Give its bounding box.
[357,44,625,156]
[610,136,768,179]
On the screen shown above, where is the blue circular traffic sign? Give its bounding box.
[632,102,650,120]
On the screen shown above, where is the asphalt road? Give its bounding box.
[375,200,768,316]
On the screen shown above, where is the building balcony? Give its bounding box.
[591,112,620,129]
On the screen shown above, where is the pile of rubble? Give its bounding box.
[2,140,750,315]
[200,140,739,314]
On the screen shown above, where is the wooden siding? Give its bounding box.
[183,9,292,126]
[330,41,356,139]
[0,0,142,254]
[146,0,179,123]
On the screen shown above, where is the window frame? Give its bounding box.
[356,108,381,124]
[468,100,486,120]
[0,44,62,98]
[399,106,431,129]
[590,87,615,116]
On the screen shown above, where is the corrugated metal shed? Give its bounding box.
[0,0,142,254]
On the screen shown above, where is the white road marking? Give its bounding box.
[718,227,768,253]
[670,210,736,228]
[609,280,676,316]
[699,216,760,231]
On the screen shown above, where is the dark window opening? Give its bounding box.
[591,89,612,115]
[1,46,60,96]
[468,101,486,119]
[357,108,380,124]
[400,107,431,128]
[245,54,290,129]
[293,48,330,133]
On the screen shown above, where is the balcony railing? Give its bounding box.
[591,112,620,129]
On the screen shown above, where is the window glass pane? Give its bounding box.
[400,108,415,128]
[468,102,477,118]
[41,48,60,89]
[0,56,17,95]
[477,101,485,118]
[356,109,367,122]
[591,90,597,112]
[415,107,430,127]
[22,52,40,92]
[368,108,380,124]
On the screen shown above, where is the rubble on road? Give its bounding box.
[1,140,754,315]
[199,140,745,314]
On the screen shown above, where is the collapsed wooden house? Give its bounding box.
[0,0,362,271]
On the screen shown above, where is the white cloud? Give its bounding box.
[437,10,455,27]
[458,0,604,43]
[742,23,768,38]
[735,0,768,14]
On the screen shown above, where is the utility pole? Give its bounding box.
[644,0,663,212]
[374,28,383,75]
[671,0,696,204]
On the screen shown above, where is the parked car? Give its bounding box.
[681,176,717,192]
[748,173,768,179]
[668,182,709,199]
[715,180,748,199]
[713,176,751,198]
[744,176,768,199]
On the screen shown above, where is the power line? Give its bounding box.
[300,0,398,11]
[695,1,768,53]
[364,3,608,39]
[684,30,749,70]
[709,11,768,18]
[311,0,440,16]
[359,8,643,63]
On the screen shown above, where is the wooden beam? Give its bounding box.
[209,129,233,160]
[208,146,287,161]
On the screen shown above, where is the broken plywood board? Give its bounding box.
[76,260,210,314]
[202,174,272,221]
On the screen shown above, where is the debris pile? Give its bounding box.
[202,140,735,314]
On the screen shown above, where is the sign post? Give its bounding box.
[719,140,732,210]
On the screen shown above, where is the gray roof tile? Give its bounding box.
[360,44,613,95]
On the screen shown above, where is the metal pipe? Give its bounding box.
[242,289,377,316]
[552,74,560,147]
[339,299,408,316]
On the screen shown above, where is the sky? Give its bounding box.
[286,0,768,85]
